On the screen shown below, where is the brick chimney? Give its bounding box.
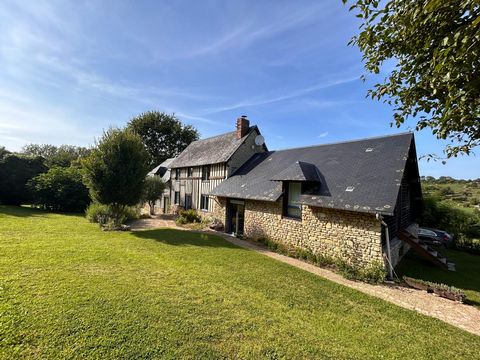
[236,115,250,139]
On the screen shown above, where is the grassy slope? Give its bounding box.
[0,206,479,359]
[397,248,480,308]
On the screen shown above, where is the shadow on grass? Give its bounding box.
[0,205,83,218]
[131,228,238,248]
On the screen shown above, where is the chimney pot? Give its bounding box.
[236,116,250,139]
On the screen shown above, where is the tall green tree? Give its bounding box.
[142,176,166,215]
[344,0,480,158]
[0,146,10,160]
[22,144,91,168]
[0,154,47,205]
[127,111,199,167]
[81,128,149,226]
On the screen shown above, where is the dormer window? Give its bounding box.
[284,182,302,219]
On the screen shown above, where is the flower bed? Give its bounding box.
[403,276,466,302]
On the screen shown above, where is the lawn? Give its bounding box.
[0,206,479,359]
[397,247,480,308]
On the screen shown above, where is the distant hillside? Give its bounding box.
[421,176,480,213]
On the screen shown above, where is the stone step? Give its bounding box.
[438,257,447,264]
[447,262,456,271]
[429,250,438,257]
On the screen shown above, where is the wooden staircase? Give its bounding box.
[398,229,455,271]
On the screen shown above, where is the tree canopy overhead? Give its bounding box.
[127,111,199,168]
[345,0,480,158]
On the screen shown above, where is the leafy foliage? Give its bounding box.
[85,202,140,227]
[0,154,47,205]
[142,176,166,215]
[127,111,199,167]
[345,0,480,158]
[422,194,480,241]
[22,144,91,168]
[81,128,149,226]
[28,167,90,212]
[175,209,201,225]
[0,146,10,160]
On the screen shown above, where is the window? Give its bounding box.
[174,191,180,205]
[284,182,302,219]
[174,169,180,180]
[187,167,193,177]
[200,195,209,211]
[185,194,192,210]
[202,165,210,180]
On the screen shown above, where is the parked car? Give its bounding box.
[424,227,454,245]
[418,227,453,246]
[418,228,441,245]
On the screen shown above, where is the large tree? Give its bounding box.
[22,144,91,168]
[81,128,149,226]
[344,0,480,158]
[127,111,199,167]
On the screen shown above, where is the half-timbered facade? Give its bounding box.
[167,117,267,214]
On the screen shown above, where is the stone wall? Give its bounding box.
[214,197,384,268]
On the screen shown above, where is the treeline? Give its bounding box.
[421,176,480,184]
[0,111,198,228]
[0,144,91,211]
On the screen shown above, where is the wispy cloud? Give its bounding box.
[318,132,329,138]
[202,73,359,114]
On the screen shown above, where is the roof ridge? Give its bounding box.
[272,132,413,153]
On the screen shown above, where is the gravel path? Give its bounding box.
[130,217,480,336]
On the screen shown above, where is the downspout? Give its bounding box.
[376,213,393,280]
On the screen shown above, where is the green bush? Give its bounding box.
[0,154,47,205]
[86,203,140,227]
[422,194,480,243]
[28,166,90,212]
[175,209,201,225]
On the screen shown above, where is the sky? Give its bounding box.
[0,0,478,179]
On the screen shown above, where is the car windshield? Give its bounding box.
[419,229,436,236]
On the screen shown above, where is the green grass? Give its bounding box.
[0,206,479,359]
[397,247,480,308]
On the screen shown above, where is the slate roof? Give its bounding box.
[209,133,416,216]
[169,127,256,168]
[271,161,321,182]
[148,158,174,181]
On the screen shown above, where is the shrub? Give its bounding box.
[81,128,149,227]
[0,154,47,205]
[86,203,140,227]
[28,166,90,212]
[175,209,201,225]
[142,176,165,215]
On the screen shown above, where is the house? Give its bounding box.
[167,116,267,214]
[147,157,174,214]
[209,131,423,270]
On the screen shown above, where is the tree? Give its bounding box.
[28,167,90,212]
[22,144,91,168]
[142,176,166,215]
[0,146,10,160]
[127,111,199,167]
[344,0,480,158]
[0,154,47,205]
[81,128,149,226]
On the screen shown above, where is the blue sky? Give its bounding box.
[0,0,478,179]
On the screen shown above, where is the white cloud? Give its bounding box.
[318,132,329,138]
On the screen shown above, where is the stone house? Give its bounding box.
[150,117,423,271]
[209,128,423,270]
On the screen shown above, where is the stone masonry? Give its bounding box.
[214,197,384,269]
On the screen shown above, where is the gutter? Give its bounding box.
[376,213,393,279]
